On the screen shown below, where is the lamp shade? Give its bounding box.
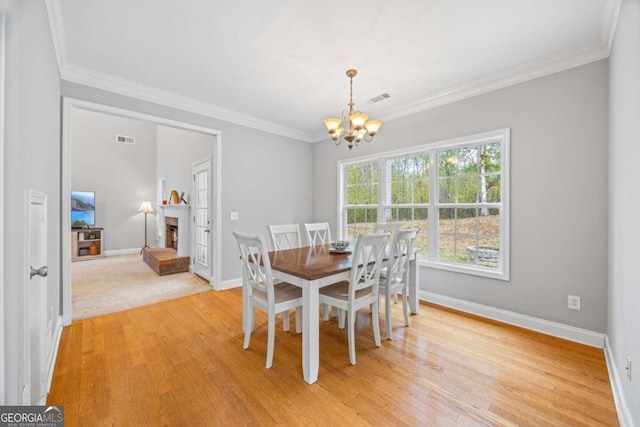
[324,118,342,133]
[349,113,368,130]
[364,120,382,136]
[138,201,154,214]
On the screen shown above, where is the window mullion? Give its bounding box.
[428,149,438,262]
[378,158,386,224]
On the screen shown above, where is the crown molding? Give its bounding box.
[377,40,610,124]
[44,1,313,143]
[601,0,622,54]
[47,0,619,146]
[60,63,314,142]
[44,0,67,76]
[312,38,611,143]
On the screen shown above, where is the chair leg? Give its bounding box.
[266,312,276,369]
[402,288,410,327]
[385,292,393,340]
[322,303,330,321]
[338,308,346,329]
[393,293,398,304]
[295,307,302,334]
[243,306,253,349]
[348,311,356,365]
[282,309,290,332]
[372,301,382,348]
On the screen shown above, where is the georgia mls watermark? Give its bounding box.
[0,406,64,427]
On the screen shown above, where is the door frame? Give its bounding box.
[26,190,48,404]
[0,12,6,404]
[61,97,223,326]
[192,156,213,281]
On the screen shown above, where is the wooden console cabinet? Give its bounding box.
[71,227,105,261]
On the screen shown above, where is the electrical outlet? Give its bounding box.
[568,295,581,311]
[626,357,632,382]
[230,212,239,221]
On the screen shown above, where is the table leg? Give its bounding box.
[409,252,420,315]
[302,279,320,384]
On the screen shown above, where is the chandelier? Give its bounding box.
[323,69,382,150]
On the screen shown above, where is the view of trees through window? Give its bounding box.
[342,136,505,274]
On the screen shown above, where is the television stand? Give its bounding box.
[71,227,105,261]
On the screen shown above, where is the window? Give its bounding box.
[338,129,510,280]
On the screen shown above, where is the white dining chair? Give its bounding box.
[378,228,419,339]
[268,223,301,250]
[304,222,336,320]
[374,222,403,236]
[233,231,302,369]
[304,222,332,246]
[318,232,390,365]
[374,222,404,302]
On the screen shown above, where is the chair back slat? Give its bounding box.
[268,224,301,250]
[349,233,390,296]
[234,231,274,301]
[387,228,419,283]
[304,222,332,246]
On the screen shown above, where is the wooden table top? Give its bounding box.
[268,244,354,281]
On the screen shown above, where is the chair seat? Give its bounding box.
[378,276,406,294]
[253,282,302,304]
[319,281,376,302]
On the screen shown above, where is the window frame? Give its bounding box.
[337,128,510,281]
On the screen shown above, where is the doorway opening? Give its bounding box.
[61,98,222,325]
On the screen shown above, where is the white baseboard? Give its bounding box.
[104,248,140,256]
[46,316,63,397]
[218,277,242,291]
[604,337,633,427]
[420,291,606,348]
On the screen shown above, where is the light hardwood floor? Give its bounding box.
[48,288,619,426]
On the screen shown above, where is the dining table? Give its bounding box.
[244,243,420,385]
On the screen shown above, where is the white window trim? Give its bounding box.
[337,128,510,281]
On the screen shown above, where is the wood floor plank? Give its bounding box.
[47,288,619,426]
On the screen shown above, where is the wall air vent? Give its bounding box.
[369,93,391,103]
[116,135,136,145]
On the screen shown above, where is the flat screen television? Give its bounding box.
[71,191,95,227]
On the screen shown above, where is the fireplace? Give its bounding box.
[158,204,190,258]
[165,217,179,250]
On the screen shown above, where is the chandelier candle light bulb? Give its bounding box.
[324,69,382,150]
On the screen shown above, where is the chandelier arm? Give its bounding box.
[363,133,374,143]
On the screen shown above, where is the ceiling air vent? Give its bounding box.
[369,93,391,104]
[116,135,135,145]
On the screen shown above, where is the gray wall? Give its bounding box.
[3,0,61,403]
[62,82,314,281]
[156,125,212,248]
[157,124,212,208]
[609,0,640,423]
[312,60,609,333]
[71,109,157,252]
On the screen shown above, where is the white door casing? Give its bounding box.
[27,190,48,404]
[193,157,212,281]
[0,12,6,405]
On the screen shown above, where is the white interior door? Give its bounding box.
[193,158,212,280]
[28,191,48,404]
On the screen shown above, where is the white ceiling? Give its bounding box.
[48,0,620,142]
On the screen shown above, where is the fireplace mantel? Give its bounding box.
[157,204,191,258]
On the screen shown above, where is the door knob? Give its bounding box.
[30,265,48,279]
[204,229,211,233]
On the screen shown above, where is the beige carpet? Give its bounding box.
[72,253,212,321]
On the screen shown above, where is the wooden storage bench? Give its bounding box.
[143,248,190,276]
